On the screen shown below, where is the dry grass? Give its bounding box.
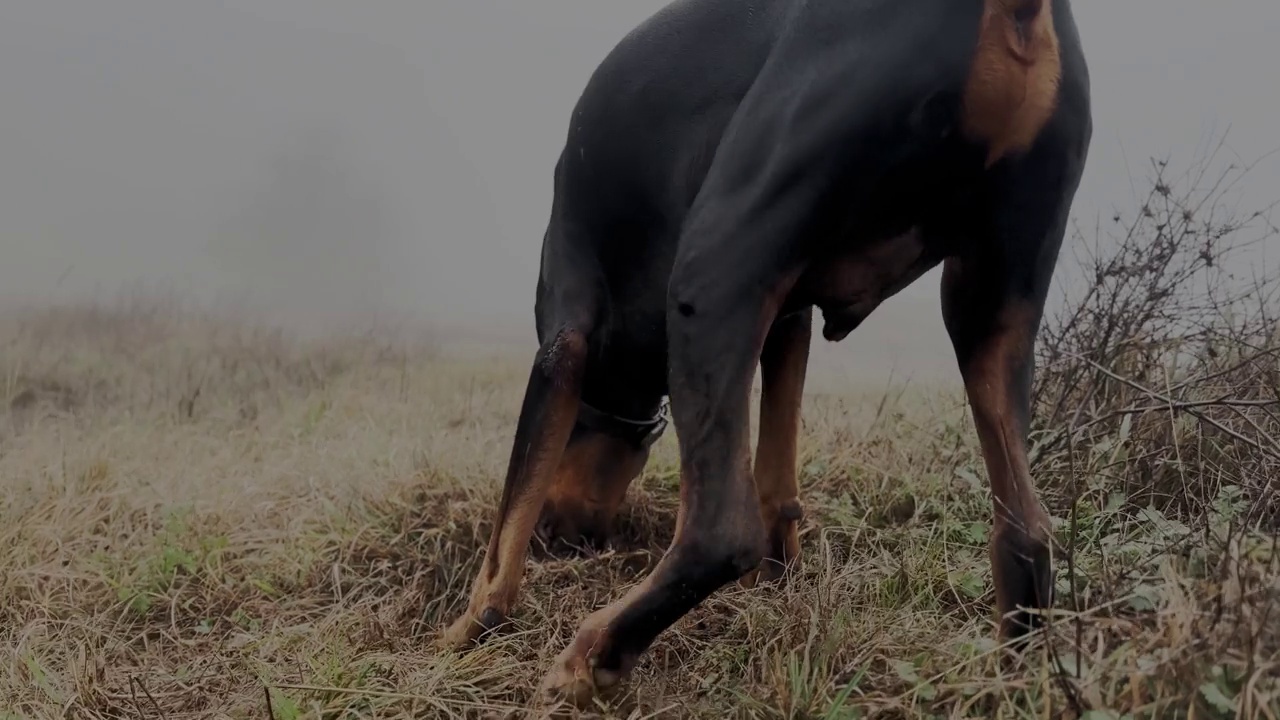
[0,294,1275,720]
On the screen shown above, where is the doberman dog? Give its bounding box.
[443,0,1091,706]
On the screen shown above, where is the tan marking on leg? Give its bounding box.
[958,303,1054,637]
[963,0,1062,166]
[743,311,810,587]
[443,331,586,649]
[961,304,1043,530]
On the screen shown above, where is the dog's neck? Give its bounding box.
[576,399,669,449]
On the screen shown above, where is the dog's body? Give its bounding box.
[445,0,1092,705]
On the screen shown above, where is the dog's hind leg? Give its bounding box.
[442,325,588,649]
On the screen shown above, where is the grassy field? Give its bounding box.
[1,296,1275,720]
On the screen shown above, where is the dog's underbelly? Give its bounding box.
[795,228,944,342]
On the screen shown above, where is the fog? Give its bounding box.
[2,1,1277,383]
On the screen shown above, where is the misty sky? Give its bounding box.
[3,1,1277,381]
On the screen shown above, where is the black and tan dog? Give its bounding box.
[444,0,1091,705]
